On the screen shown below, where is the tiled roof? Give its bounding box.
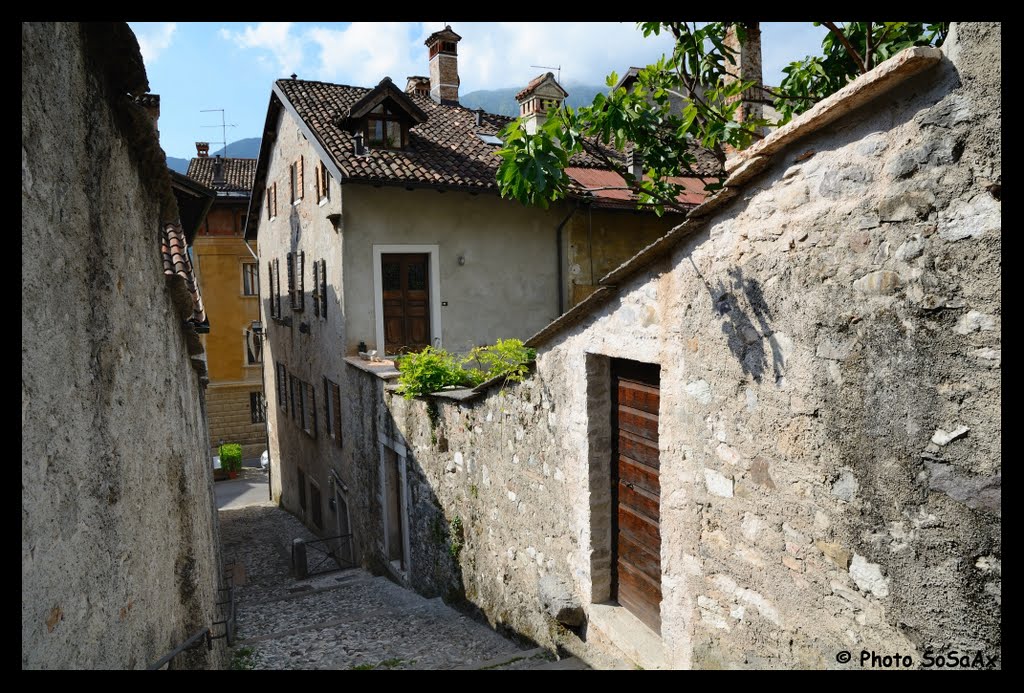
[565,168,711,209]
[186,157,256,194]
[160,221,207,326]
[276,78,634,192]
[515,72,567,101]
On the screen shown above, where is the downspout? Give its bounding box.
[555,203,577,315]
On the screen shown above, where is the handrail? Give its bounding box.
[146,627,210,670]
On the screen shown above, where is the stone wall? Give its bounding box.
[22,23,226,669]
[342,23,1000,669]
[206,383,266,459]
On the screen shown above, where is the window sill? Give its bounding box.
[318,197,329,207]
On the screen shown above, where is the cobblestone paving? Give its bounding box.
[219,504,555,670]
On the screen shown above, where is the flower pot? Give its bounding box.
[228,470,239,479]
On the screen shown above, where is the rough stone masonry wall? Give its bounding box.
[344,23,1000,669]
[22,23,226,669]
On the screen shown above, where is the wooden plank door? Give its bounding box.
[611,358,662,633]
[381,253,430,355]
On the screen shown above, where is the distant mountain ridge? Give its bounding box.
[166,137,262,174]
[460,82,608,118]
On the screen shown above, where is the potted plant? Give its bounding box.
[219,443,243,479]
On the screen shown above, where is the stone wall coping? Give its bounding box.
[344,355,400,380]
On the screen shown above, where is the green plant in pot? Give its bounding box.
[219,443,243,479]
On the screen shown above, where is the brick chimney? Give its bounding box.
[515,72,568,135]
[425,25,461,105]
[723,22,764,130]
[195,141,210,158]
[405,75,430,97]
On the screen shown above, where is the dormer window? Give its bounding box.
[366,104,406,150]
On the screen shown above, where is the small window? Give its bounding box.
[290,373,299,422]
[303,380,317,437]
[477,134,503,146]
[312,260,320,318]
[243,263,259,296]
[250,391,265,424]
[315,160,330,202]
[267,182,278,219]
[297,467,307,511]
[245,328,262,365]
[311,482,323,529]
[290,157,304,204]
[287,252,295,309]
[323,377,342,446]
[273,258,282,318]
[366,104,405,150]
[276,363,287,409]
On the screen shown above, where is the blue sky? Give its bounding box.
[130,22,829,161]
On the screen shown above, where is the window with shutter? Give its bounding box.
[312,260,320,317]
[276,362,287,408]
[273,258,281,318]
[331,380,342,447]
[271,182,278,218]
[307,384,316,437]
[298,156,304,200]
[267,261,274,316]
[287,252,295,309]
[319,259,328,318]
[296,251,305,310]
[266,186,273,220]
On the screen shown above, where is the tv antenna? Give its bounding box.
[530,64,562,83]
[200,109,237,156]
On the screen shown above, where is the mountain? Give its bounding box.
[166,137,262,175]
[460,82,608,118]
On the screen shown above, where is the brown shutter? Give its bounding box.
[331,382,342,446]
[286,252,295,309]
[312,260,320,317]
[320,259,327,319]
[297,251,305,310]
[267,261,273,317]
[273,182,278,217]
[274,258,281,318]
[310,384,316,436]
[298,156,304,200]
[266,186,272,219]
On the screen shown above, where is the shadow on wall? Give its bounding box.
[692,258,780,383]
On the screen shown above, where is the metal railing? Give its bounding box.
[147,565,237,670]
[291,533,355,578]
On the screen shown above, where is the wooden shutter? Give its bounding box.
[297,251,305,310]
[312,259,320,317]
[273,258,281,318]
[273,182,278,217]
[320,259,328,318]
[267,261,274,316]
[266,186,272,219]
[331,381,342,446]
[286,252,295,309]
[297,157,304,200]
[309,384,316,436]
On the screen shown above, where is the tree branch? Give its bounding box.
[865,22,874,71]
[821,21,866,73]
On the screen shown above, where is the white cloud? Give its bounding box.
[130,22,177,65]
[308,23,417,86]
[221,22,304,75]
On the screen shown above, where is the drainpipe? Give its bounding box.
[555,203,577,315]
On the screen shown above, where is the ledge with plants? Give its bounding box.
[393,338,537,400]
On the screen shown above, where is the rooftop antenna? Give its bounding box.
[200,108,237,157]
[530,64,562,84]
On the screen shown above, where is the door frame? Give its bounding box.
[372,244,442,355]
[377,431,411,582]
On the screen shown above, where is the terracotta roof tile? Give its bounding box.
[160,221,206,325]
[186,157,256,194]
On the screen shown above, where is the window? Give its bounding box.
[319,259,327,318]
[302,379,317,437]
[250,391,265,424]
[311,258,327,318]
[315,160,330,202]
[242,263,259,296]
[245,328,262,365]
[276,362,287,409]
[290,157,304,204]
[312,260,320,318]
[272,258,282,318]
[310,482,323,529]
[366,104,405,150]
[266,182,278,219]
[288,252,305,311]
[324,377,342,446]
[297,467,307,511]
[290,373,299,422]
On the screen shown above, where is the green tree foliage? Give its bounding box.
[496,21,948,215]
[219,443,242,472]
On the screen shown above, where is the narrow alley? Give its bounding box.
[218,493,587,670]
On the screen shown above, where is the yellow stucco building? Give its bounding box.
[187,148,265,459]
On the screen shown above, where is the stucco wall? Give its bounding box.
[341,23,1000,669]
[342,185,562,356]
[22,23,225,669]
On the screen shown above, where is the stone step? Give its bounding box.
[452,646,550,670]
[528,656,591,670]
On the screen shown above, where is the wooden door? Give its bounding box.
[611,359,662,633]
[381,253,430,354]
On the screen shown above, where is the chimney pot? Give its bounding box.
[290,73,297,80]
[196,141,209,158]
[425,25,462,105]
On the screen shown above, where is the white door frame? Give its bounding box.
[378,431,411,581]
[372,244,442,355]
